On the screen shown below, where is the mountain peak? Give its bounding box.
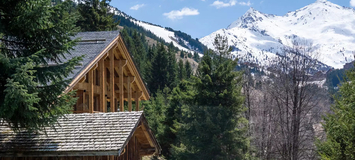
[226,8,265,29]
[246,7,257,13]
[201,0,355,69]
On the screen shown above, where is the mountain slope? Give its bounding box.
[114,9,206,53]
[201,0,355,69]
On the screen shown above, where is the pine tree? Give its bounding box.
[317,68,355,160]
[193,52,200,62]
[0,0,82,131]
[185,61,193,79]
[173,34,248,160]
[178,59,186,80]
[165,80,195,159]
[148,42,177,95]
[76,0,118,31]
[167,43,178,88]
[132,31,147,73]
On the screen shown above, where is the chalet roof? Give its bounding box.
[65,31,119,80]
[0,112,159,157]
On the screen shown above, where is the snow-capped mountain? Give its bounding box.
[201,0,355,69]
[114,9,206,53]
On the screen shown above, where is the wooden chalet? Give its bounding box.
[0,31,161,160]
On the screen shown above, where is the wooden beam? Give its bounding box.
[127,76,135,111]
[114,76,135,84]
[88,69,94,113]
[117,36,150,101]
[141,124,154,147]
[79,75,86,83]
[119,60,127,112]
[135,91,143,111]
[99,60,106,112]
[82,91,86,112]
[110,50,115,112]
[74,83,100,94]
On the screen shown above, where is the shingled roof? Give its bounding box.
[0,112,159,157]
[64,31,119,80]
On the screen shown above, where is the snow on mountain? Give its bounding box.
[132,21,191,52]
[200,0,355,69]
[115,10,198,53]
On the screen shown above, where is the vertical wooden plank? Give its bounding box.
[119,60,124,112]
[110,51,115,112]
[135,92,139,111]
[88,69,94,113]
[83,91,86,112]
[126,144,129,160]
[100,60,106,112]
[128,76,132,112]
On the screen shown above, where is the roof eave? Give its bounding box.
[0,150,120,157]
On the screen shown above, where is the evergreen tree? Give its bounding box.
[193,52,200,62]
[0,0,82,131]
[132,31,147,72]
[317,68,355,160]
[76,0,118,31]
[147,45,156,61]
[185,61,193,79]
[173,34,248,160]
[164,80,195,159]
[167,43,178,88]
[180,51,185,58]
[148,42,177,95]
[143,89,169,144]
[178,59,186,80]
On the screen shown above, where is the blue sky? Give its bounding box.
[110,0,353,39]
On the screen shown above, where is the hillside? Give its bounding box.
[200,0,355,69]
[113,9,207,53]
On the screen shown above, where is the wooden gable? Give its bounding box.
[66,32,150,113]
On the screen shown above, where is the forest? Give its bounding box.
[1,0,355,160]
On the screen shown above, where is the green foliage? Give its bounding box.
[185,61,193,79]
[317,68,355,160]
[187,52,193,58]
[76,0,118,31]
[147,43,177,95]
[180,51,185,58]
[178,59,187,80]
[162,80,195,159]
[143,89,169,143]
[193,52,200,62]
[325,69,345,95]
[172,34,249,160]
[0,0,82,132]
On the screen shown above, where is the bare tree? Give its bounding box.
[268,40,324,160]
[246,40,331,160]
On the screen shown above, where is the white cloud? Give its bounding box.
[211,0,252,8]
[130,4,145,10]
[351,0,355,7]
[163,7,199,20]
[239,1,252,6]
[211,0,237,8]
